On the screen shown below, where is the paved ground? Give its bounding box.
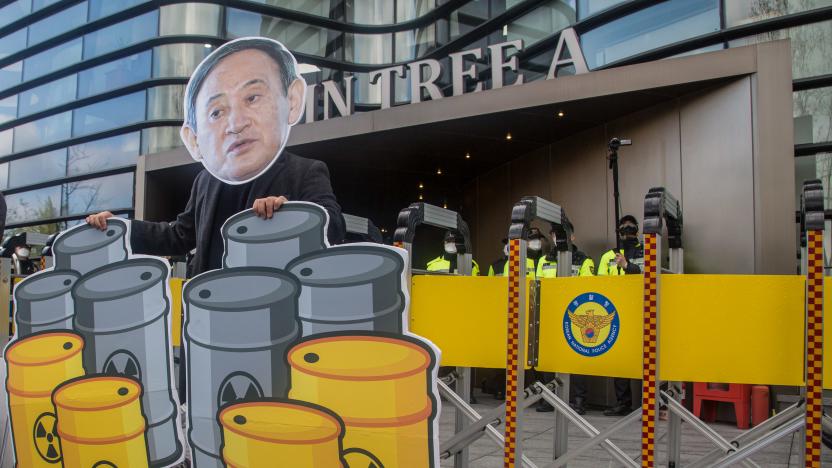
[437,390,832,467]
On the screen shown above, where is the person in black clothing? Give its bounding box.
[86,38,345,275]
[86,38,345,404]
[598,215,644,416]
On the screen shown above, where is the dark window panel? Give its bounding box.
[5,184,61,224]
[794,86,832,146]
[505,0,576,47]
[18,74,77,116]
[0,162,8,190]
[32,0,62,11]
[147,85,184,120]
[28,1,88,47]
[160,3,220,36]
[152,43,212,78]
[88,0,148,21]
[0,129,11,157]
[23,37,83,81]
[83,10,159,60]
[0,62,23,91]
[72,90,146,137]
[729,20,832,80]
[0,95,17,124]
[13,111,71,152]
[68,132,140,176]
[579,0,720,69]
[77,50,151,98]
[577,0,627,20]
[0,28,27,60]
[0,1,33,29]
[62,172,134,216]
[8,148,67,188]
[725,0,832,27]
[141,126,183,154]
[226,8,344,59]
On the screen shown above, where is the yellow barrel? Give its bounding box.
[5,331,85,467]
[219,400,345,467]
[288,335,436,468]
[52,376,149,467]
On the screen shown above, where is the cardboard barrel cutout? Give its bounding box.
[4,219,186,467]
[3,36,440,468]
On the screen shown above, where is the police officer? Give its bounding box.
[487,238,509,276]
[536,226,595,278]
[426,231,480,275]
[3,233,39,276]
[487,229,544,276]
[598,215,643,416]
[536,226,595,414]
[598,215,643,276]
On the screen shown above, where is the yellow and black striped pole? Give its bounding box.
[503,237,524,467]
[640,232,659,468]
[802,179,824,468]
[640,187,681,468]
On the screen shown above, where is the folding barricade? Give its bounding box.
[392,202,478,468]
[408,183,827,467]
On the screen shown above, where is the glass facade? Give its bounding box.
[0,0,829,234]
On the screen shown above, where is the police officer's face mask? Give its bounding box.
[503,244,510,257]
[16,247,29,259]
[528,239,542,252]
[444,243,457,255]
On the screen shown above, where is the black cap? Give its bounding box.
[444,231,457,243]
[2,233,29,250]
[618,215,638,227]
[528,227,544,239]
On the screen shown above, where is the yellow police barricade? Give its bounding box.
[409,184,825,468]
[393,201,480,468]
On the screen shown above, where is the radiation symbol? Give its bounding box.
[217,372,263,409]
[103,349,142,381]
[92,462,117,468]
[343,447,385,468]
[32,412,61,463]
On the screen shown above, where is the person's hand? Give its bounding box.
[614,253,628,268]
[253,196,288,219]
[85,211,114,230]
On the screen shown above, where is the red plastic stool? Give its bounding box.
[693,382,751,429]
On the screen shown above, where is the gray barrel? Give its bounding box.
[72,258,182,467]
[52,218,128,275]
[13,270,80,337]
[222,203,327,269]
[184,267,300,468]
[286,245,405,336]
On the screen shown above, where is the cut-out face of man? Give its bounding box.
[181,39,306,184]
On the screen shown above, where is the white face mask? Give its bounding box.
[503,244,510,256]
[444,243,457,255]
[17,248,30,258]
[528,239,542,251]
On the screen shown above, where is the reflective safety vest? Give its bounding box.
[536,253,595,278]
[426,256,480,276]
[490,257,536,277]
[597,246,644,276]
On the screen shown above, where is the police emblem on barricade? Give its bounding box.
[563,292,620,357]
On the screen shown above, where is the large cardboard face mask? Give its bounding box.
[180,37,307,185]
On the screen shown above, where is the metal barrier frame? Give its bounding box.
[503,196,576,466]
[393,202,477,468]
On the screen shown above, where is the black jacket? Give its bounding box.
[130,152,345,277]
